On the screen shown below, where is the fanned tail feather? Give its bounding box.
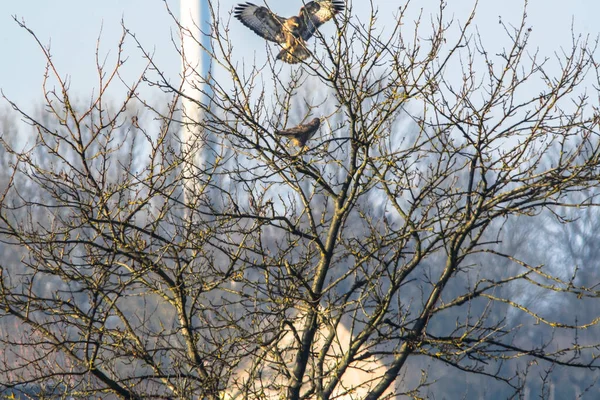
[277,44,312,63]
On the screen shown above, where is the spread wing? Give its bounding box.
[299,1,345,41]
[234,3,287,43]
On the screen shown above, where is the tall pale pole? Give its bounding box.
[180,0,214,203]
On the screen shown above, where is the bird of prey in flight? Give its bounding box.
[234,1,345,63]
[275,118,321,147]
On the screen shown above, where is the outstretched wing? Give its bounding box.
[299,0,344,41]
[234,3,287,43]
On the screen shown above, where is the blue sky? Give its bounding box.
[0,0,598,113]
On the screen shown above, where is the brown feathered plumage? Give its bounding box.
[234,1,344,63]
[275,118,321,147]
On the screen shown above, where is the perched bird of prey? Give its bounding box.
[275,118,321,147]
[234,1,345,63]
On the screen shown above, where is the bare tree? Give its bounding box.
[1,1,600,399]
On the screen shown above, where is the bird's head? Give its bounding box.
[286,16,301,32]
